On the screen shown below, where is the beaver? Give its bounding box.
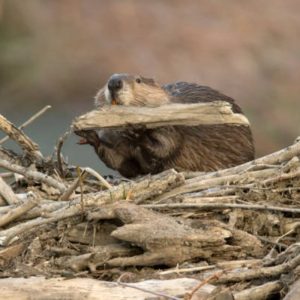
[77,74,254,178]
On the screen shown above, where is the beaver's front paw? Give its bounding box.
[74,130,100,147]
[122,124,147,141]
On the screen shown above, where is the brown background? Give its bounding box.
[0,0,299,173]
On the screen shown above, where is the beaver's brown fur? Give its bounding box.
[83,74,254,178]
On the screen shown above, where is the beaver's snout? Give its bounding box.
[108,77,123,93]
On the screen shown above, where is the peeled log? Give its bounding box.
[0,277,215,300]
[72,101,250,131]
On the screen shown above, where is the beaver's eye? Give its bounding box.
[136,78,141,83]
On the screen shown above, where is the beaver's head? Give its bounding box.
[95,73,170,107]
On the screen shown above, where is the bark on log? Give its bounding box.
[72,102,250,131]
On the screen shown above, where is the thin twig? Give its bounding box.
[0,114,43,162]
[213,252,300,284]
[185,271,224,300]
[82,167,112,189]
[144,202,300,214]
[0,105,51,144]
[116,274,180,300]
[56,128,72,178]
[60,171,87,201]
[77,167,85,213]
[0,158,67,193]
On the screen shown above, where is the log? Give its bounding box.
[234,281,283,300]
[72,101,250,131]
[0,277,215,300]
[86,202,264,267]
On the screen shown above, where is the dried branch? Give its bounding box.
[157,140,300,201]
[55,127,72,178]
[82,167,112,189]
[0,105,51,145]
[144,202,300,214]
[72,101,250,131]
[0,197,40,227]
[0,158,67,193]
[0,177,20,205]
[0,114,43,162]
[234,281,283,300]
[212,253,300,284]
[60,171,87,201]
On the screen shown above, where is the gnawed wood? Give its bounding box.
[72,101,250,131]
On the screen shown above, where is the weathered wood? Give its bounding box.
[0,197,40,227]
[156,140,300,201]
[0,114,43,163]
[0,170,184,246]
[0,158,67,194]
[0,277,215,300]
[87,202,264,267]
[234,281,283,300]
[284,278,300,300]
[72,101,250,131]
[0,177,20,205]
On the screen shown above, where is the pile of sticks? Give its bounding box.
[0,104,299,300]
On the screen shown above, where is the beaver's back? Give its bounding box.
[160,82,254,172]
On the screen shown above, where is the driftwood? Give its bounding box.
[0,114,43,163]
[72,101,250,131]
[0,177,20,205]
[85,203,264,267]
[0,277,214,300]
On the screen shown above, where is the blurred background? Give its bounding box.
[0,0,299,174]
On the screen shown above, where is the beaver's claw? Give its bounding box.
[122,124,147,141]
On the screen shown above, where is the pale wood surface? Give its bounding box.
[0,277,215,300]
[73,101,250,130]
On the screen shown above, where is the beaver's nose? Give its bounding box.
[108,78,123,92]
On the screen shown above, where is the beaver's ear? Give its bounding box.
[140,76,156,86]
[94,86,106,108]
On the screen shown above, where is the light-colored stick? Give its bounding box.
[0,158,67,193]
[83,167,112,189]
[60,171,88,201]
[0,105,51,144]
[73,101,250,131]
[144,202,300,214]
[0,197,40,227]
[0,114,43,162]
[0,177,20,205]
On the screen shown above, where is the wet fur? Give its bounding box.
[91,78,254,178]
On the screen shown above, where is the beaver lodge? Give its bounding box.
[0,103,300,300]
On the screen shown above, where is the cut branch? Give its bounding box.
[0,158,67,193]
[0,177,20,205]
[72,101,250,131]
[0,197,40,227]
[144,202,300,214]
[0,114,43,162]
[0,105,51,145]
